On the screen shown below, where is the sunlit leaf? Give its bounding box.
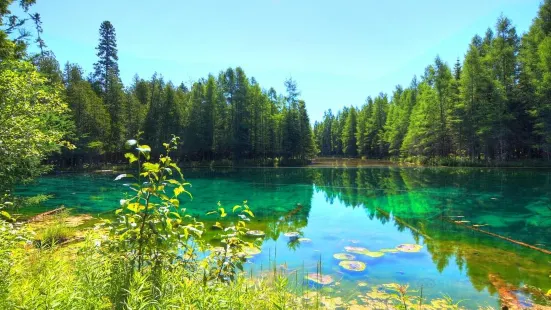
[114,174,127,181]
[127,203,144,213]
[124,153,138,163]
[136,144,151,153]
[0,210,12,220]
[125,139,138,147]
[232,205,241,213]
[143,162,160,172]
[174,186,185,197]
[242,209,254,218]
[219,207,227,218]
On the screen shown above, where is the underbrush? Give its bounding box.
[33,211,75,247]
[400,155,551,167]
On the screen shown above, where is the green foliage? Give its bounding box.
[34,211,74,248]
[0,59,69,192]
[315,2,551,163]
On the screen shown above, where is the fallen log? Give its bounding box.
[27,206,66,223]
[376,208,432,240]
[443,216,551,255]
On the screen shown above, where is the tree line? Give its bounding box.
[37,21,316,165]
[314,1,551,163]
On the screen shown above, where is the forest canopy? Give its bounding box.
[314,1,551,163]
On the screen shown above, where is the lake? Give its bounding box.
[16,167,551,309]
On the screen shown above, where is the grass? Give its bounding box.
[0,218,475,309]
[32,211,75,248]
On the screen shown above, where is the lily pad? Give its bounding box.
[306,273,334,285]
[339,260,367,272]
[344,246,370,255]
[363,251,385,258]
[246,230,265,238]
[379,248,399,253]
[284,232,300,239]
[333,253,356,260]
[396,243,423,253]
[243,246,261,256]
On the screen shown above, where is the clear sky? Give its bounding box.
[20,0,543,122]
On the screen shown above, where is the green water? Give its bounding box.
[16,167,551,308]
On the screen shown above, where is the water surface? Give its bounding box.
[16,167,551,308]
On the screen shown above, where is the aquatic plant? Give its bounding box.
[338,260,366,272]
[344,246,370,255]
[379,248,399,253]
[344,246,386,258]
[306,273,334,285]
[333,253,356,260]
[363,251,385,258]
[396,243,423,253]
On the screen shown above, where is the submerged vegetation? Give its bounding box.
[0,140,480,309]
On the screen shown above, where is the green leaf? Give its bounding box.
[136,145,151,153]
[143,162,160,172]
[242,209,254,218]
[127,203,144,213]
[219,208,227,218]
[124,153,138,163]
[0,210,12,220]
[174,186,185,197]
[232,205,241,213]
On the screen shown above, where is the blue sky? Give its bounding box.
[20,0,542,122]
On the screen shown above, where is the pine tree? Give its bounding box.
[93,21,119,94]
[64,63,111,155]
[342,106,358,156]
[92,21,125,151]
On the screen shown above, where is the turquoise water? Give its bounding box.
[16,167,551,308]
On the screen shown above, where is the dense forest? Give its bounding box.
[314,1,551,163]
[53,21,316,165]
[4,14,316,171]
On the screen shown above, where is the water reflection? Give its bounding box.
[16,167,551,308]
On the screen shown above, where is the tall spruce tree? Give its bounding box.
[92,21,125,151]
